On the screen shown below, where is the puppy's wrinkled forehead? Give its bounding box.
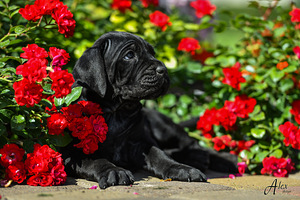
[93,32,155,60]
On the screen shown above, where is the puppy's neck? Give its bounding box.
[82,87,142,115]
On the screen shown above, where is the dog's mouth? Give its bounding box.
[115,74,169,101]
[140,75,160,87]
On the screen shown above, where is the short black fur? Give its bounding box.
[62,32,238,189]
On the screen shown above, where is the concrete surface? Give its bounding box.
[0,170,300,200]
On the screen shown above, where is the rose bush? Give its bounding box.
[0,0,108,186]
[1,0,300,187]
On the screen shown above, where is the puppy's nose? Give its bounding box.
[156,66,166,75]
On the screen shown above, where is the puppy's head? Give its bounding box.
[73,31,169,101]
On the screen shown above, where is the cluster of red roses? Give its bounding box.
[211,135,255,156]
[19,0,75,38]
[13,44,74,108]
[261,156,295,177]
[197,94,257,137]
[0,144,66,186]
[47,101,108,155]
[111,0,159,12]
[197,94,256,155]
[278,100,300,150]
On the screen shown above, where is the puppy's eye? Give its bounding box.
[124,51,135,60]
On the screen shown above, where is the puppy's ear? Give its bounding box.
[72,41,110,98]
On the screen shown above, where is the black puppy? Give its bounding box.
[63,31,237,189]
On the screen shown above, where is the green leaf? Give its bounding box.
[40,99,53,110]
[250,111,265,121]
[270,68,284,82]
[279,79,294,92]
[64,87,82,106]
[187,62,202,74]
[269,149,283,158]
[0,109,14,123]
[42,84,55,95]
[0,56,22,63]
[254,151,269,162]
[23,139,34,153]
[251,128,266,139]
[161,94,176,108]
[282,65,297,73]
[11,115,26,132]
[0,123,6,136]
[7,39,23,46]
[179,95,193,105]
[0,99,11,109]
[48,132,73,147]
[0,40,10,48]
[13,25,25,34]
[54,97,65,107]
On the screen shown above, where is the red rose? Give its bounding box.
[216,108,237,131]
[34,0,61,16]
[25,154,49,175]
[27,173,54,186]
[13,78,43,107]
[0,144,25,168]
[279,121,300,150]
[19,4,41,22]
[25,144,66,186]
[32,144,62,165]
[230,140,255,155]
[50,69,75,98]
[237,162,247,174]
[69,117,94,140]
[51,2,76,38]
[19,0,75,38]
[290,8,300,23]
[51,164,67,186]
[111,0,132,13]
[196,108,219,138]
[49,47,70,68]
[261,156,295,177]
[178,38,201,55]
[149,11,172,31]
[5,162,27,184]
[16,58,48,83]
[89,115,108,143]
[61,104,83,121]
[20,44,49,61]
[212,135,231,151]
[190,0,216,18]
[191,49,214,64]
[293,46,300,59]
[78,101,103,115]
[47,113,68,135]
[140,0,158,7]
[290,100,300,124]
[74,134,99,154]
[224,95,256,118]
[222,67,246,91]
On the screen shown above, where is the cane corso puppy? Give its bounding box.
[62,31,237,189]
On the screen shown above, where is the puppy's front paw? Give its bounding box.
[164,164,207,182]
[98,167,135,189]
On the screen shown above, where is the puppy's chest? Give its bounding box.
[102,102,144,139]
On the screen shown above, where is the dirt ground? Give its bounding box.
[0,170,300,200]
